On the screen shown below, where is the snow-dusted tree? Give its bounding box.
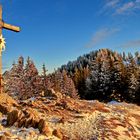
[73,67,81,88]
[19,57,42,99]
[128,73,139,102]
[73,66,89,98]
[42,63,47,77]
[86,49,114,101]
[125,56,140,103]
[86,49,127,102]
[135,51,140,66]
[3,56,24,98]
[53,70,62,92]
[110,52,128,101]
[52,69,78,98]
[85,59,100,99]
[40,63,48,91]
[61,69,79,98]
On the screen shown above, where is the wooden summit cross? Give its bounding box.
[0,4,20,93]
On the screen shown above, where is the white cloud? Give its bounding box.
[115,1,140,15]
[99,0,120,15]
[105,0,120,8]
[136,0,140,3]
[122,39,140,48]
[116,2,134,14]
[86,28,120,48]
[104,0,140,15]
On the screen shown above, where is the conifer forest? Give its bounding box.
[4,49,140,105]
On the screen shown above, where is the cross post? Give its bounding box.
[0,4,20,93]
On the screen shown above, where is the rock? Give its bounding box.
[18,118,26,127]
[25,108,40,128]
[0,124,3,130]
[39,91,45,97]
[0,135,7,140]
[38,119,52,136]
[3,131,12,137]
[29,130,36,137]
[0,112,2,117]
[44,88,64,100]
[0,93,19,114]
[18,108,40,128]
[44,89,58,99]
[7,110,23,126]
[58,117,65,123]
[56,92,63,99]
[0,104,11,114]
[53,129,63,139]
[7,108,40,128]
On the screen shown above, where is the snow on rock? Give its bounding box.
[0,91,140,140]
[108,100,121,105]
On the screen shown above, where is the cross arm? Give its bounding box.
[3,22,20,32]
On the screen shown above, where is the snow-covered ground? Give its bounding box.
[0,93,140,140]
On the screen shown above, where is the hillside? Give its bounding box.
[3,49,140,104]
[59,49,140,104]
[1,49,140,139]
[0,91,140,140]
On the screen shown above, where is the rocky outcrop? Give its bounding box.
[20,108,40,128]
[38,119,52,136]
[7,110,23,126]
[0,124,3,131]
[0,93,18,114]
[7,108,53,137]
[7,108,40,128]
[44,89,63,100]
[53,129,63,139]
[0,104,11,115]
[0,90,140,140]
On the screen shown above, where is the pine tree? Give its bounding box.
[52,69,78,98]
[41,63,49,91]
[3,56,24,98]
[86,49,126,102]
[86,59,101,100]
[128,73,139,102]
[42,63,47,77]
[53,70,62,92]
[62,69,78,98]
[19,57,41,99]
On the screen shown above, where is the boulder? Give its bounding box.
[7,110,23,126]
[0,103,11,114]
[0,135,7,140]
[0,93,18,114]
[44,89,63,99]
[0,124,3,131]
[44,89,58,99]
[7,108,40,128]
[18,108,40,128]
[38,119,52,136]
[53,129,63,139]
[3,131,12,137]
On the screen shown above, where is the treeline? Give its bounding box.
[60,49,140,105]
[3,49,140,105]
[3,56,78,100]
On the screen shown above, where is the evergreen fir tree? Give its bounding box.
[3,56,24,98]
[41,63,48,91]
[19,58,41,99]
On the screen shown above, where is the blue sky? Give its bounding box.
[1,0,140,73]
